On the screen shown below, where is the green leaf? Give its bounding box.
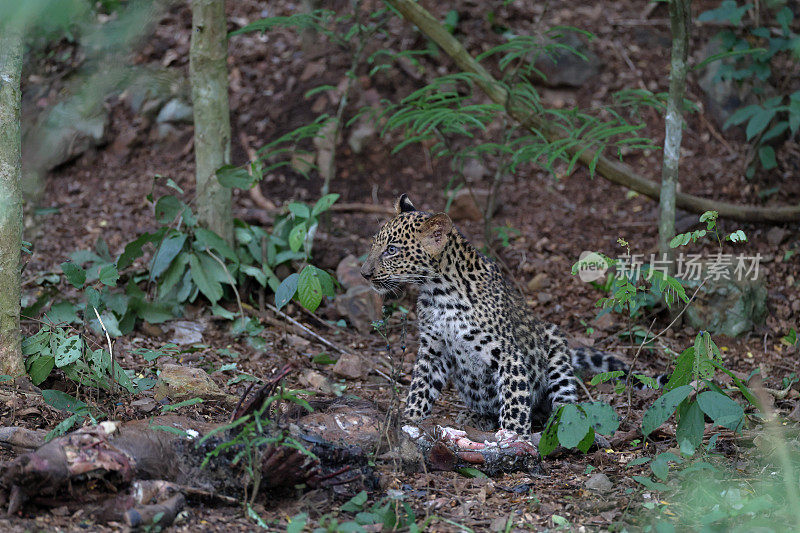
[538,407,562,456]
[135,300,176,323]
[60,262,86,289]
[286,513,308,533]
[151,232,188,278]
[632,475,669,491]
[55,335,83,368]
[297,265,324,312]
[579,401,620,435]
[98,264,119,286]
[340,491,368,512]
[45,413,80,442]
[696,391,744,431]
[154,195,185,224]
[41,389,88,414]
[161,397,204,412]
[650,452,680,481]
[311,193,340,216]
[189,253,223,304]
[676,400,705,450]
[117,229,165,270]
[758,145,776,169]
[216,165,257,189]
[45,302,78,325]
[723,104,760,129]
[557,404,592,449]
[194,228,237,262]
[746,107,777,140]
[665,347,694,391]
[241,265,267,286]
[288,202,311,219]
[576,426,595,453]
[641,385,693,438]
[28,355,55,385]
[288,222,306,252]
[457,467,488,478]
[158,251,190,297]
[312,353,337,364]
[275,273,299,310]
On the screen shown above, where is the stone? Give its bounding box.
[156,98,193,124]
[527,273,548,292]
[585,472,613,493]
[447,188,494,221]
[167,320,204,345]
[335,285,383,334]
[131,397,159,413]
[347,119,377,154]
[336,254,367,290]
[462,159,488,182]
[766,227,789,247]
[533,32,601,88]
[153,364,231,402]
[332,352,365,379]
[300,369,339,394]
[684,262,767,337]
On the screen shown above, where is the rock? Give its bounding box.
[167,320,204,345]
[696,36,758,133]
[130,397,159,413]
[290,151,315,175]
[462,159,488,182]
[347,119,377,154]
[683,261,767,337]
[527,273,548,292]
[585,472,613,493]
[153,364,231,402]
[332,352,365,379]
[300,369,339,394]
[24,102,109,173]
[156,98,193,124]
[766,227,789,247]
[335,285,383,334]
[447,188,494,221]
[156,123,179,141]
[533,32,601,88]
[336,254,368,290]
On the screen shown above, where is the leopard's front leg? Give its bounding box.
[404,335,451,422]
[497,353,534,437]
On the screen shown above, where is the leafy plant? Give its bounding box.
[698,1,800,176]
[539,401,620,455]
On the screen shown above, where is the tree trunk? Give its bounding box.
[0,29,26,378]
[190,0,233,245]
[659,0,691,269]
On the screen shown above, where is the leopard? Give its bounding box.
[361,194,659,438]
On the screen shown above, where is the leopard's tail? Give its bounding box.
[570,346,669,389]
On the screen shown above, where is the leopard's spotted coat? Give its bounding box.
[362,195,640,436]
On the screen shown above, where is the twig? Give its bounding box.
[92,307,115,392]
[238,131,276,211]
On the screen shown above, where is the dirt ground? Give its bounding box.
[3,0,800,531]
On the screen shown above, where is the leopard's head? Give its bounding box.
[361,194,453,296]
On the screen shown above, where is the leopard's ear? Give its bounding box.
[418,213,453,257]
[394,194,417,214]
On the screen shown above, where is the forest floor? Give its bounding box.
[3,0,800,531]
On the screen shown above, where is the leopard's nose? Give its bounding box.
[360,266,373,280]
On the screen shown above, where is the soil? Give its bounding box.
[4,0,799,531]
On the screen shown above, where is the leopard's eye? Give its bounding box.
[384,244,399,256]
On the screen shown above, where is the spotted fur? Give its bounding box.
[362,195,657,437]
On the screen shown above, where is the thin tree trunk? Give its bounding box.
[190,0,233,245]
[659,0,691,268]
[0,29,26,377]
[385,0,800,224]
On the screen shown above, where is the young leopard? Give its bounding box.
[361,194,643,437]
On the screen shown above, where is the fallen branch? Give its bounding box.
[386,0,800,224]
